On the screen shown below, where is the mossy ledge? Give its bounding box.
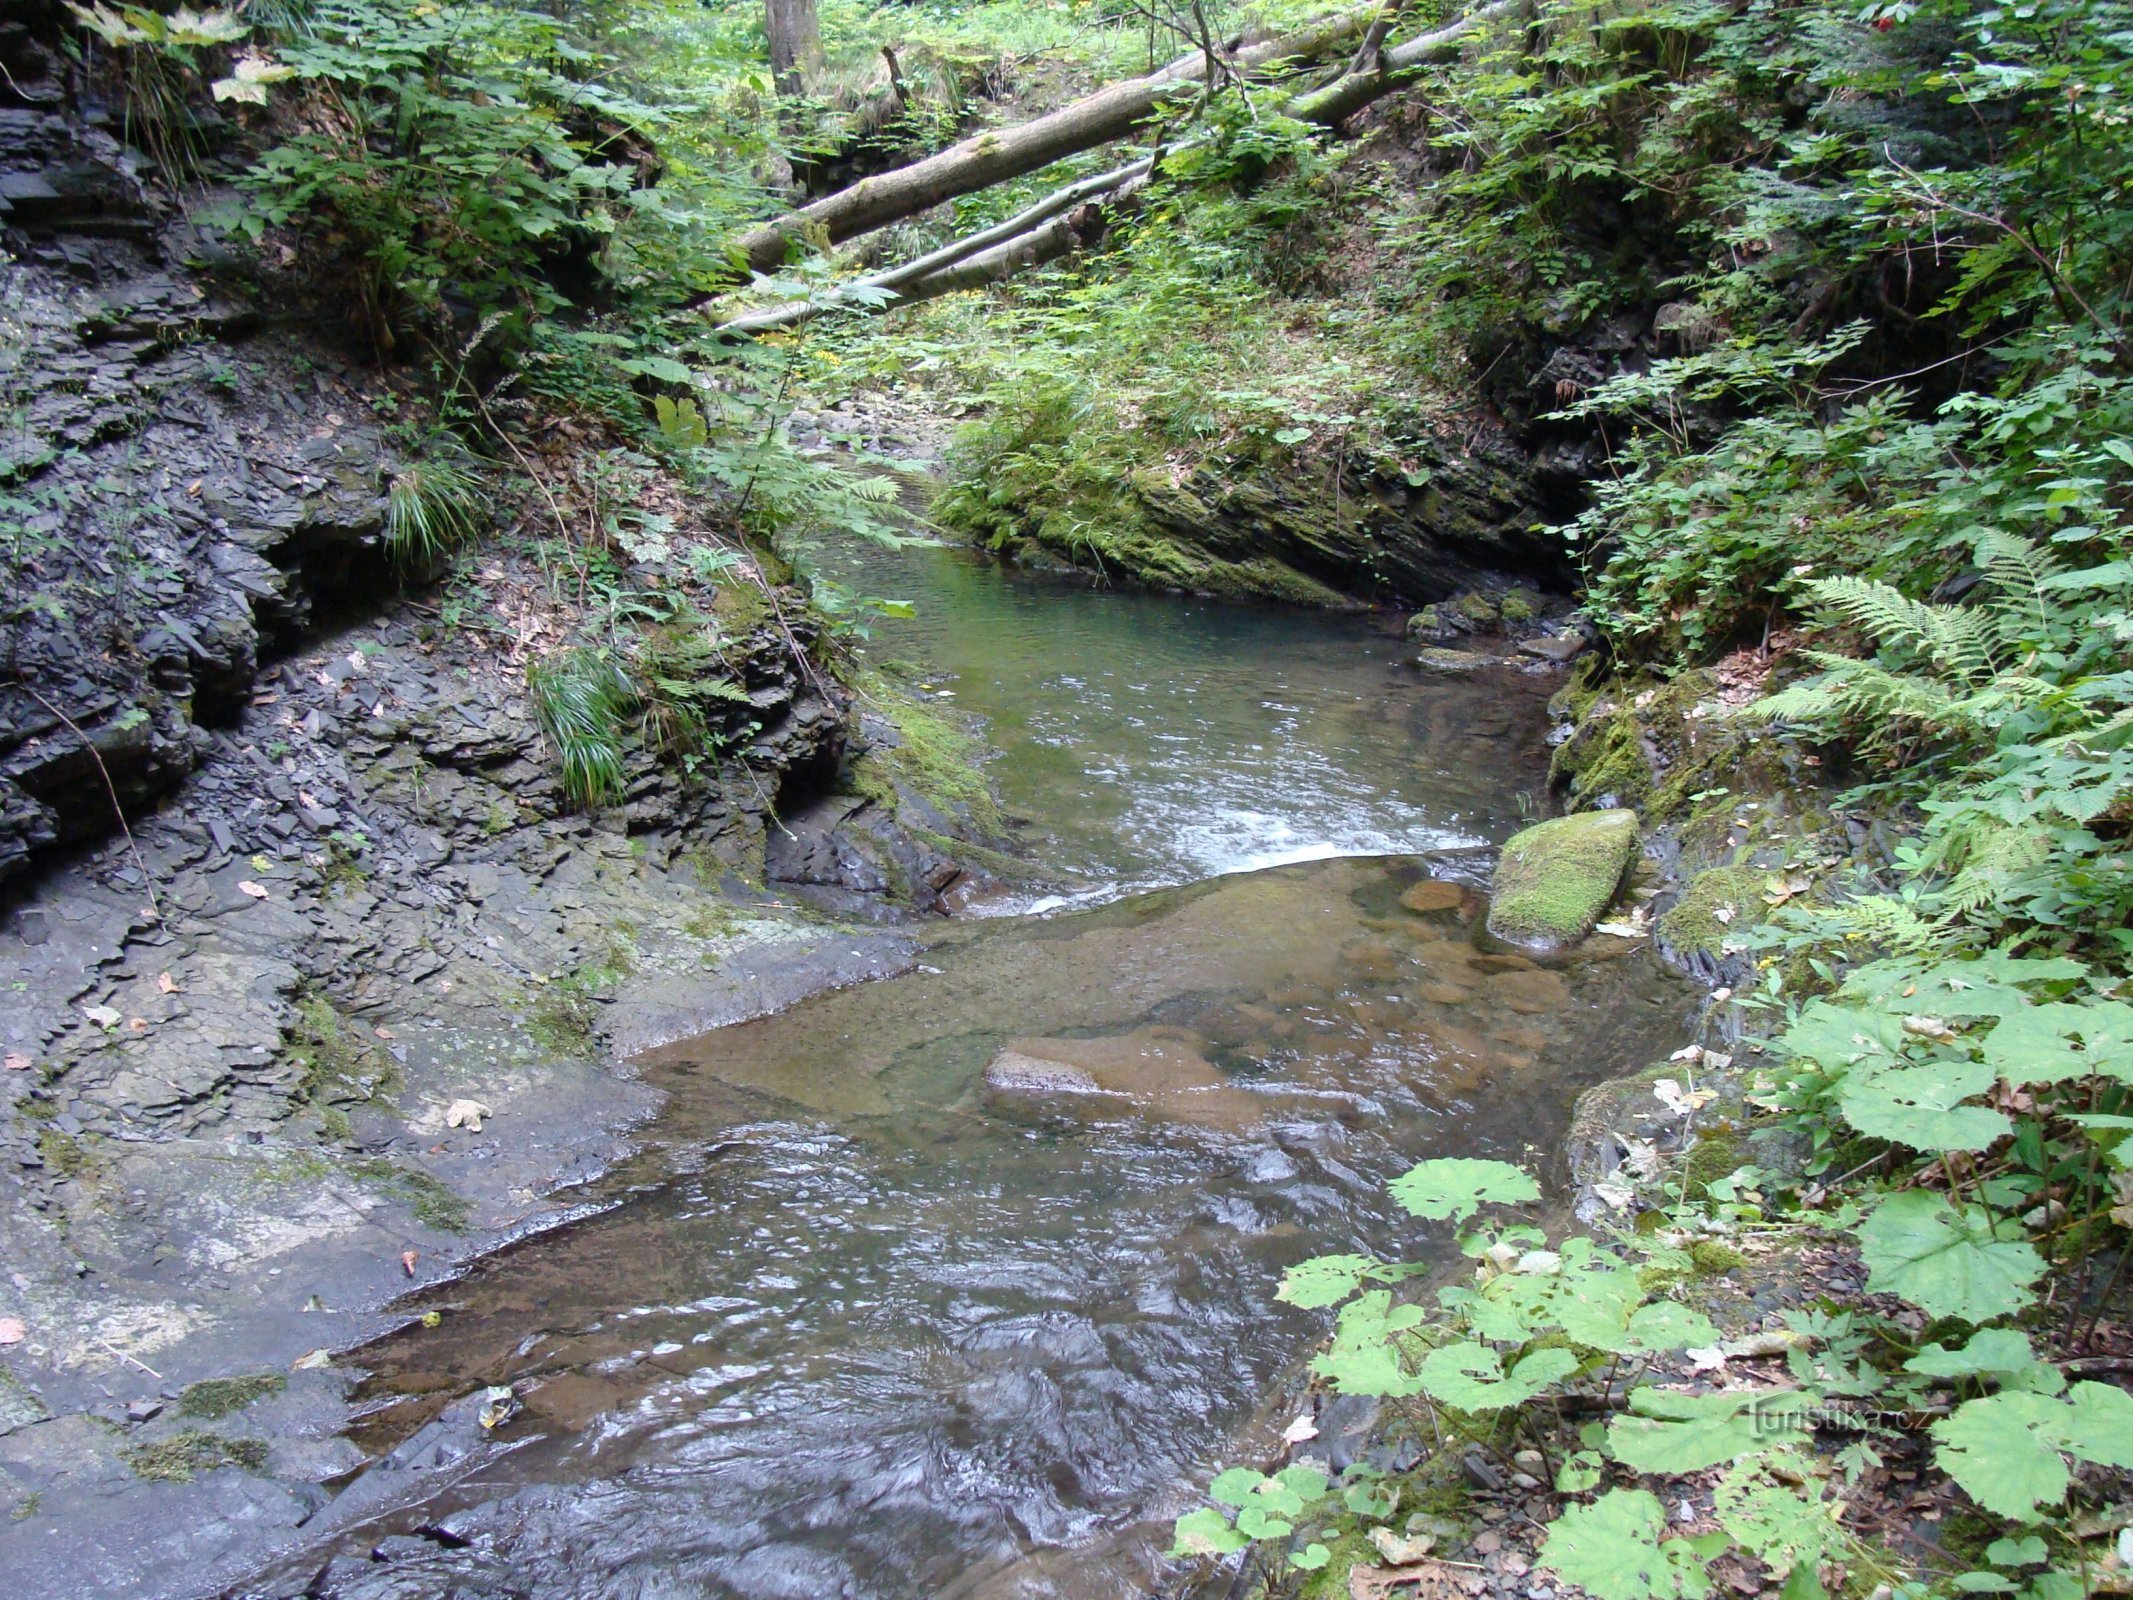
[1486,809,1639,954]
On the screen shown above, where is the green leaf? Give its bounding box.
[1985,1536,2048,1567]
[1278,1254,1377,1310]
[1291,1543,1331,1571]
[1169,1506,1249,1557]
[1837,1058,2010,1153]
[1932,1392,2074,1519]
[1418,1342,1579,1411]
[1905,1329,2063,1393]
[1310,1291,1425,1397]
[1713,1457,1843,1568]
[1608,1387,1810,1474]
[1557,1449,1605,1493]
[1540,1489,1710,1600]
[1387,1158,1539,1223]
[1857,1191,2046,1323]
[1208,1467,1265,1508]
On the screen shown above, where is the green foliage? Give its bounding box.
[529,648,633,809]
[385,448,482,566]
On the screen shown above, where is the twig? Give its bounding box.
[22,685,162,925]
[97,1338,163,1381]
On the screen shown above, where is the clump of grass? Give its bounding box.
[179,1373,285,1421]
[385,449,482,566]
[529,648,635,809]
[121,1431,270,1483]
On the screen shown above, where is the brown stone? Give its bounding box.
[1400,879,1466,914]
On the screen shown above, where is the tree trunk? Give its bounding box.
[766,0,824,98]
[730,6,1378,273]
[714,0,1518,334]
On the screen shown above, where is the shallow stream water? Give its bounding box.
[259,546,1690,1600]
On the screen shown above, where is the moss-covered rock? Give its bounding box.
[179,1372,285,1421]
[1498,586,1544,628]
[1487,809,1639,952]
[1655,863,1765,966]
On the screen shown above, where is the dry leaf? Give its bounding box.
[238,881,270,900]
[293,1347,333,1370]
[156,972,179,995]
[3,1053,30,1072]
[126,1017,148,1033]
[1370,1528,1437,1564]
[82,1004,121,1029]
[1653,1078,1717,1116]
[374,1026,396,1041]
[1350,1560,1448,1600]
[1903,1015,1959,1044]
[0,1318,22,1345]
[400,1250,418,1277]
[445,1098,493,1132]
[1282,1413,1319,1444]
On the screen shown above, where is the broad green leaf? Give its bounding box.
[1278,1254,1376,1310]
[1310,1291,1425,1397]
[1933,1392,2073,1518]
[1608,1387,1809,1474]
[1208,1468,1265,1508]
[1619,1300,1723,1354]
[1857,1191,2046,1323]
[1905,1329,2063,1393]
[1986,1536,2048,1567]
[1418,1342,1578,1411]
[1169,1506,1249,1557]
[1540,1488,1710,1600]
[1291,1543,1331,1571]
[1713,1457,1843,1568]
[1837,1058,2010,1153]
[1234,1505,1292,1541]
[1387,1158,1539,1223]
[2062,1380,2133,1468]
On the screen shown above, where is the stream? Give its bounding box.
[259,546,1692,1600]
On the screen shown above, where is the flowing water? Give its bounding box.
[257,546,1691,1600]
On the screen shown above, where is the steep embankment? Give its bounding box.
[0,18,1025,1591]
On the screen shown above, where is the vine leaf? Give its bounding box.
[1387,1158,1539,1223]
[1857,1191,2045,1323]
[1540,1488,1712,1600]
[1905,1329,2063,1394]
[1607,1387,1809,1474]
[1932,1382,2133,1520]
[1836,1058,2009,1152]
[1417,1342,1579,1412]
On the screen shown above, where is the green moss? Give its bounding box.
[349,1157,471,1233]
[1680,1127,1750,1202]
[286,994,401,1142]
[1551,707,1654,808]
[179,1372,285,1420]
[35,1127,94,1179]
[1688,1238,1746,1277]
[1452,590,1500,626]
[1499,587,1543,625]
[1656,864,1766,963]
[848,673,1002,831]
[121,1431,270,1483]
[1487,809,1640,951]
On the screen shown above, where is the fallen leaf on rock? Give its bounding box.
[250,854,274,873]
[156,972,180,995]
[400,1250,418,1277]
[238,881,270,900]
[126,1017,148,1033]
[1282,1413,1319,1444]
[1595,919,1648,939]
[82,1004,121,1029]
[3,1053,30,1072]
[292,1347,332,1370]
[373,1026,395,1041]
[1370,1527,1437,1564]
[445,1098,493,1132]
[0,1318,23,1345]
[1653,1078,1717,1116]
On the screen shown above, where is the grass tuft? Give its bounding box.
[529,648,636,809]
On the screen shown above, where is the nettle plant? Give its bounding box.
[1173,1146,2133,1600]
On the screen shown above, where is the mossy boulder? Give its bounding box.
[1487,809,1639,953]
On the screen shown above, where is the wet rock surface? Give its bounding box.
[0,78,992,1600]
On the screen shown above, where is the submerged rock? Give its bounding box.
[1486,809,1639,953]
[1398,878,1467,915]
[983,1030,1267,1131]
